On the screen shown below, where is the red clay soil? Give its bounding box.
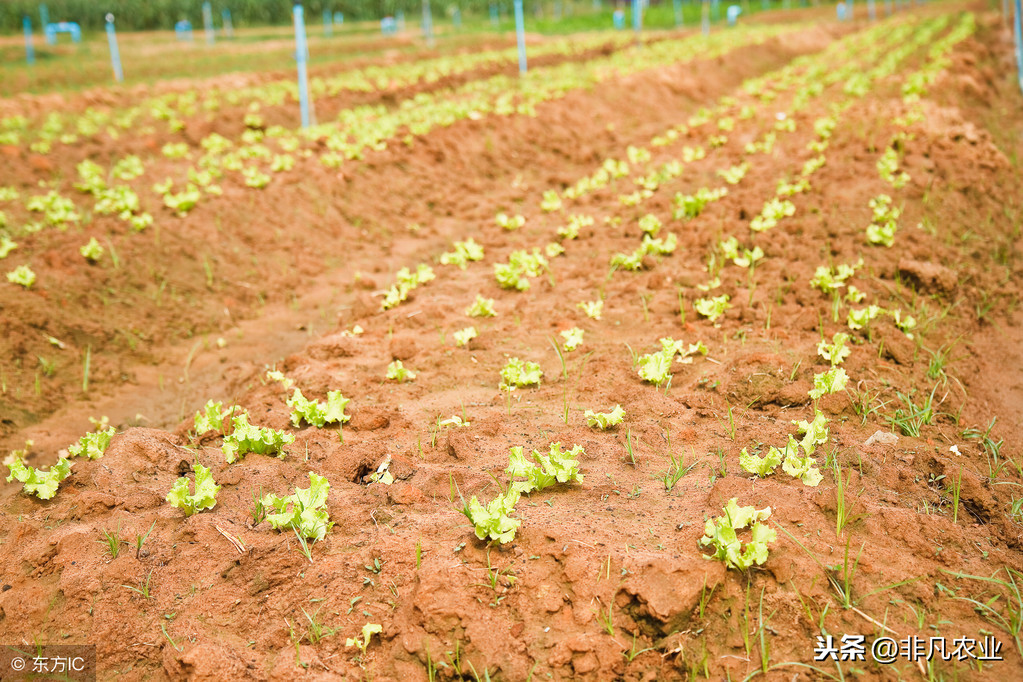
[2,8,1023,682]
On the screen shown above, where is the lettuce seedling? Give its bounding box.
[782,447,823,487]
[499,358,542,389]
[346,623,382,655]
[750,198,795,232]
[465,295,496,318]
[167,462,220,516]
[809,367,849,400]
[222,413,295,463]
[810,260,861,295]
[694,295,731,323]
[541,190,562,213]
[495,213,525,230]
[673,187,727,220]
[847,305,883,331]
[611,249,645,271]
[194,400,230,434]
[507,443,585,494]
[817,333,852,366]
[795,410,829,456]
[890,309,916,337]
[454,327,477,347]
[867,194,900,248]
[5,441,72,500]
[287,389,351,428]
[739,442,786,477]
[262,473,334,541]
[80,237,104,262]
[545,242,565,258]
[638,214,662,236]
[578,300,603,320]
[777,178,810,196]
[493,249,547,291]
[560,328,584,352]
[7,265,36,288]
[641,233,677,256]
[0,236,17,259]
[717,163,748,185]
[637,350,674,386]
[439,238,484,269]
[585,405,625,429]
[382,263,435,309]
[68,426,115,460]
[266,369,294,389]
[386,360,416,382]
[462,489,521,544]
[877,148,909,188]
[700,498,776,570]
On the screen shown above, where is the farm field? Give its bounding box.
[2,2,1023,680]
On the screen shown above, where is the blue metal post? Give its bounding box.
[422,0,434,48]
[323,9,332,36]
[868,0,875,19]
[203,2,215,45]
[105,14,123,82]
[40,4,49,31]
[222,10,234,37]
[633,0,642,33]
[24,16,35,65]
[702,0,710,34]
[453,7,461,28]
[293,4,311,128]
[491,3,499,25]
[514,0,527,73]
[674,0,683,26]
[1014,0,1023,93]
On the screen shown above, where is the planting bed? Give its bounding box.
[2,5,1023,681]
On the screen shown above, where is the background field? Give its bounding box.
[2,2,1023,680]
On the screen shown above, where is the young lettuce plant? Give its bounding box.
[222,413,295,463]
[194,400,231,434]
[68,426,115,460]
[578,299,603,320]
[261,472,333,541]
[386,360,416,382]
[809,367,849,400]
[694,295,731,323]
[167,462,220,516]
[80,238,104,262]
[506,443,584,494]
[5,441,72,500]
[817,333,852,366]
[287,389,351,428]
[541,190,562,213]
[6,265,36,288]
[585,405,625,429]
[560,328,584,352]
[465,295,497,318]
[499,358,543,389]
[462,488,521,544]
[381,264,435,310]
[700,498,777,570]
[0,236,17,259]
[493,249,547,291]
[454,326,478,347]
[439,238,484,269]
[495,213,525,231]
